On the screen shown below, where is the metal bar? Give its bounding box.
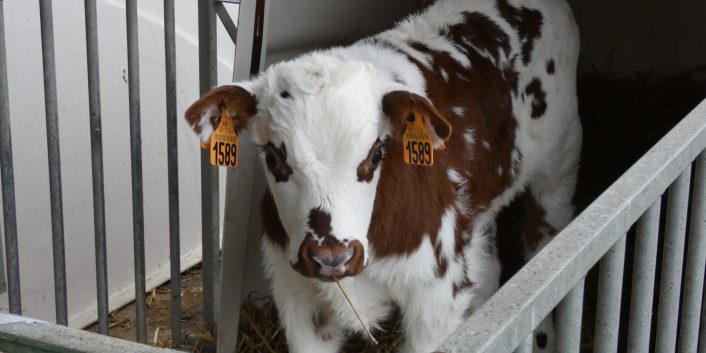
[214,0,241,4]
[594,234,627,353]
[214,2,238,45]
[198,0,220,335]
[627,200,662,353]
[516,333,533,353]
[556,278,585,353]
[125,0,146,343]
[438,99,706,352]
[698,283,706,353]
[163,0,182,346]
[84,0,109,335]
[0,0,21,315]
[0,313,183,353]
[655,168,691,353]
[38,0,68,327]
[678,151,706,353]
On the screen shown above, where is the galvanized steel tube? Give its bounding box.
[83,0,109,335]
[699,279,706,353]
[655,169,691,352]
[0,0,21,315]
[594,234,627,353]
[163,0,182,346]
[556,279,584,353]
[125,0,146,343]
[198,0,220,334]
[678,151,706,353]
[38,0,68,327]
[627,200,661,353]
[516,333,533,353]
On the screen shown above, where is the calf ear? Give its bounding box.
[184,85,258,144]
[381,91,452,148]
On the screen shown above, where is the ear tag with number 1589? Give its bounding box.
[402,111,433,167]
[208,109,239,168]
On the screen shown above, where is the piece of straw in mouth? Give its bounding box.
[333,277,379,345]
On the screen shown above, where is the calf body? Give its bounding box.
[186,0,581,352]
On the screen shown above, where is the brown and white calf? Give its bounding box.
[185,0,581,352]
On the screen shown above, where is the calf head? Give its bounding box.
[185,54,451,281]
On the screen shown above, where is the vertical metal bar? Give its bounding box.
[38,0,68,327]
[0,0,21,315]
[655,169,691,353]
[679,152,706,353]
[698,283,706,353]
[627,200,662,353]
[516,333,533,353]
[125,0,146,343]
[83,0,109,335]
[163,0,182,346]
[198,0,219,335]
[593,234,627,353]
[556,278,585,353]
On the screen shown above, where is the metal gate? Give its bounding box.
[440,99,706,352]
[0,0,245,351]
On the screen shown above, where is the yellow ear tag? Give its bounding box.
[402,111,434,166]
[208,110,239,167]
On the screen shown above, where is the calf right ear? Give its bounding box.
[184,85,258,144]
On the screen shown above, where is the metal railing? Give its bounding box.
[440,98,706,352]
[0,0,241,350]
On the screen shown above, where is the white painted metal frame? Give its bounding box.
[439,98,706,352]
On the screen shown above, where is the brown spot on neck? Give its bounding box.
[524,78,547,119]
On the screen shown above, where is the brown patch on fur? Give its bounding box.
[452,277,473,298]
[261,190,289,249]
[447,12,511,65]
[263,142,292,182]
[308,209,332,238]
[525,78,547,119]
[496,0,543,65]
[546,59,555,74]
[495,189,554,283]
[184,85,257,134]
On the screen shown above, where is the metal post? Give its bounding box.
[678,152,706,353]
[627,200,661,353]
[655,169,691,352]
[698,277,706,353]
[125,0,146,343]
[593,234,627,353]
[516,333,533,353]
[198,0,220,335]
[0,0,21,315]
[164,0,182,346]
[556,279,584,353]
[83,0,109,335]
[38,0,68,327]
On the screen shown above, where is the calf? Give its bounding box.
[185,0,581,352]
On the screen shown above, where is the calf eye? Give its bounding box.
[265,151,277,170]
[371,147,383,165]
[357,138,385,183]
[260,142,292,182]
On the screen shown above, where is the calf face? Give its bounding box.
[186,55,451,280]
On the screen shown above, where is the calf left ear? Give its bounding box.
[382,91,452,148]
[185,85,258,144]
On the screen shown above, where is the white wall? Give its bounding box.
[0,0,238,328]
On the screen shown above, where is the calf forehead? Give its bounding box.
[259,60,383,162]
